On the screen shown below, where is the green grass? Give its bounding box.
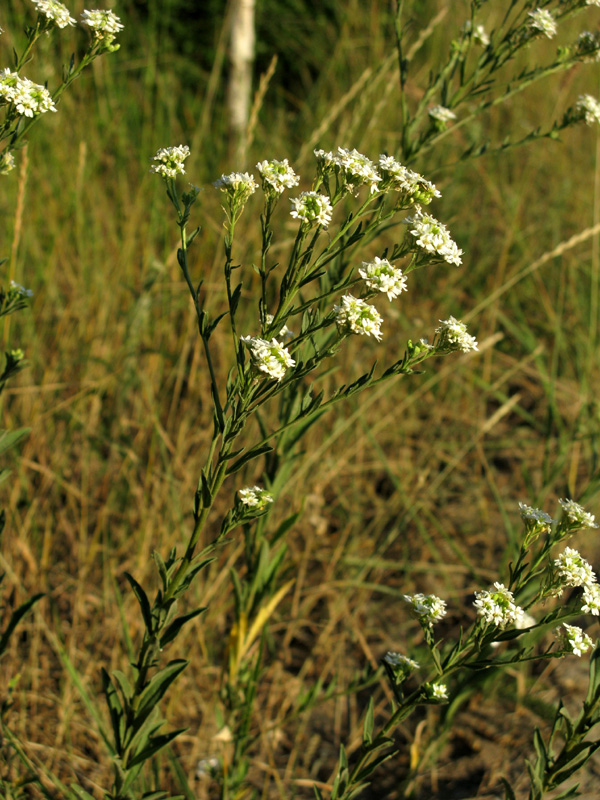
[2,0,600,797]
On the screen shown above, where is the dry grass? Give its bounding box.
[2,1,600,797]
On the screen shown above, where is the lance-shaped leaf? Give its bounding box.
[0,427,30,457]
[101,668,124,754]
[127,728,187,769]
[0,592,43,657]
[159,607,206,649]
[124,573,153,635]
[225,442,273,475]
[135,659,188,721]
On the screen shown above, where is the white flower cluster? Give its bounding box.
[383,651,419,671]
[0,152,15,175]
[32,0,76,27]
[559,498,598,529]
[214,171,258,199]
[519,502,554,529]
[81,9,124,38]
[0,69,56,117]
[556,623,593,657]
[553,547,596,593]
[290,191,333,228]
[378,155,441,204]
[428,105,457,124]
[474,582,524,629]
[586,0,600,6]
[406,207,463,266]
[359,257,407,301]
[151,145,190,178]
[582,584,600,615]
[314,147,381,194]
[238,485,273,509]
[576,95,600,126]
[256,158,300,194]
[403,593,447,625]
[241,336,295,382]
[333,295,383,341]
[435,317,478,353]
[528,8,557,39]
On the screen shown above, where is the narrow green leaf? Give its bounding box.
[500,777,516,800]
[226,443,273,475]
[362,697,374,746]
[120,761,144,795]
[127,728,187,768]
[532,728,548,774]
[101,668,123,754]
[111,669,133,705]
[0,592,43,656]
[152,551,169,592]
[0,426,30,457]
[124,573,153,635]
[137,660,188,718]
[552,785,581,800]
[159,607,206,649]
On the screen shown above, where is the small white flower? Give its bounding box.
[424,682,449,702]
[474,582,524,629]
[556,623,593,657]
[576,95,600,126]
[383,651,419,671]
[241,336,295,382]
[586,0,600,6]
[238,485,273,509]
[378,156,441,204]
[256,158,300,194]
[290,191,333,228]
[435,317,478,353]
[559,498,598,529]
[405,207,463,266]
[32,0,76,27]
[528,8,557,39]
[428,105,457,124]
[464,21,490,47]
[359,257,407,301]
[0,69,56,117]
[403,593,447,625]
[333,295,383,341]
[553,547,596,593]
[582,584,600,615]
[519,502,554,529]
[81,9,124,38]
[151,145,190,178]
[334,146,382,194]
